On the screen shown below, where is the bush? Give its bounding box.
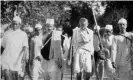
[1,1,71,30]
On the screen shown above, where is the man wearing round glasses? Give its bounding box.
[73,18,94,80]
[111,18,133,80]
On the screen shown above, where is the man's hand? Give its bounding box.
[56,58,63,69]
[23,47,29,62]
[112,62,117,69]
[68,59,71,66]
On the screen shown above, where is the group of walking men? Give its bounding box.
[1,15,133,80]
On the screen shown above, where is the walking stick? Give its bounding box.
[71,46,73,80]
[92,8,104,80]
[92,8,103,48]
[42,31,53,48]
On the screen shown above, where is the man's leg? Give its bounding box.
[12,71,19,80]
[84,53,92,80]
[41,59,51,80]
[50,70,61,80]
[95,63,100,80]
[3,69,12,80]
[98,60,104,80]
[50,60,62,80]
[76,72,82,80]
[32,60,41,80]
[83,71,91,80]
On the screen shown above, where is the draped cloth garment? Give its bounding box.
[111,32,133,80]
[70,28,94,73]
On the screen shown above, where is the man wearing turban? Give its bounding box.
[30,23,44,80]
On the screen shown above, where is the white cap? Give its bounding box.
[46,19,54,25]
[35,23,42,29]
[13,16,21,24]
[28,26,33,32]
[118,18,127,24]
[105,25,113,30]
[94,25,100,30]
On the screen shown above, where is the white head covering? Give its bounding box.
[35,23,42,29]
[105,25,113,30]
[46,19,54,26]
[118,18,127,24]
[94,25,100,30]
[28,27,33,32]
[13,16,21,24]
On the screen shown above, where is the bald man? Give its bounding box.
[1,16,29,80]
[71,18,94,80]
[111,18,133,80]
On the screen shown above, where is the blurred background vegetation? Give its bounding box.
[1,1,133,34]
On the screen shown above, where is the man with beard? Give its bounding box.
[1,16,29,80]
[102,25,115,80]
[111,18,133,80]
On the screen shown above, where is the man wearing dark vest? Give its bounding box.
[41,19,63,80]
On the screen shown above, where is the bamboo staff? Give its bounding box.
[92,8,103,49]
[71,45,73,80]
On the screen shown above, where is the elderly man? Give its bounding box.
[111,18,133,80]
[1,16,29,80]
[41,19,63,80]
[71,18,94,80]
[101,25,115,80]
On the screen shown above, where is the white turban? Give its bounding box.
[118,18,127,24]
[28,27,33,32]
[94,25,100,30]
[35,23,42,29]
[46,19,54,26]
[105,25,113,30]
[13,16,21,24]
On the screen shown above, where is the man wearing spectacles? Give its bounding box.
[111,18,133,80]
[73,18,94,80]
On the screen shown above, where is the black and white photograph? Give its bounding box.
[0,0,133,80]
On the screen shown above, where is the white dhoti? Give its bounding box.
[32,59,44,80]
[74,49,92,73]
[41,59,61,80]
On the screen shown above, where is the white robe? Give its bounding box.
[1,29,28,76]
[111,32,133,80]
